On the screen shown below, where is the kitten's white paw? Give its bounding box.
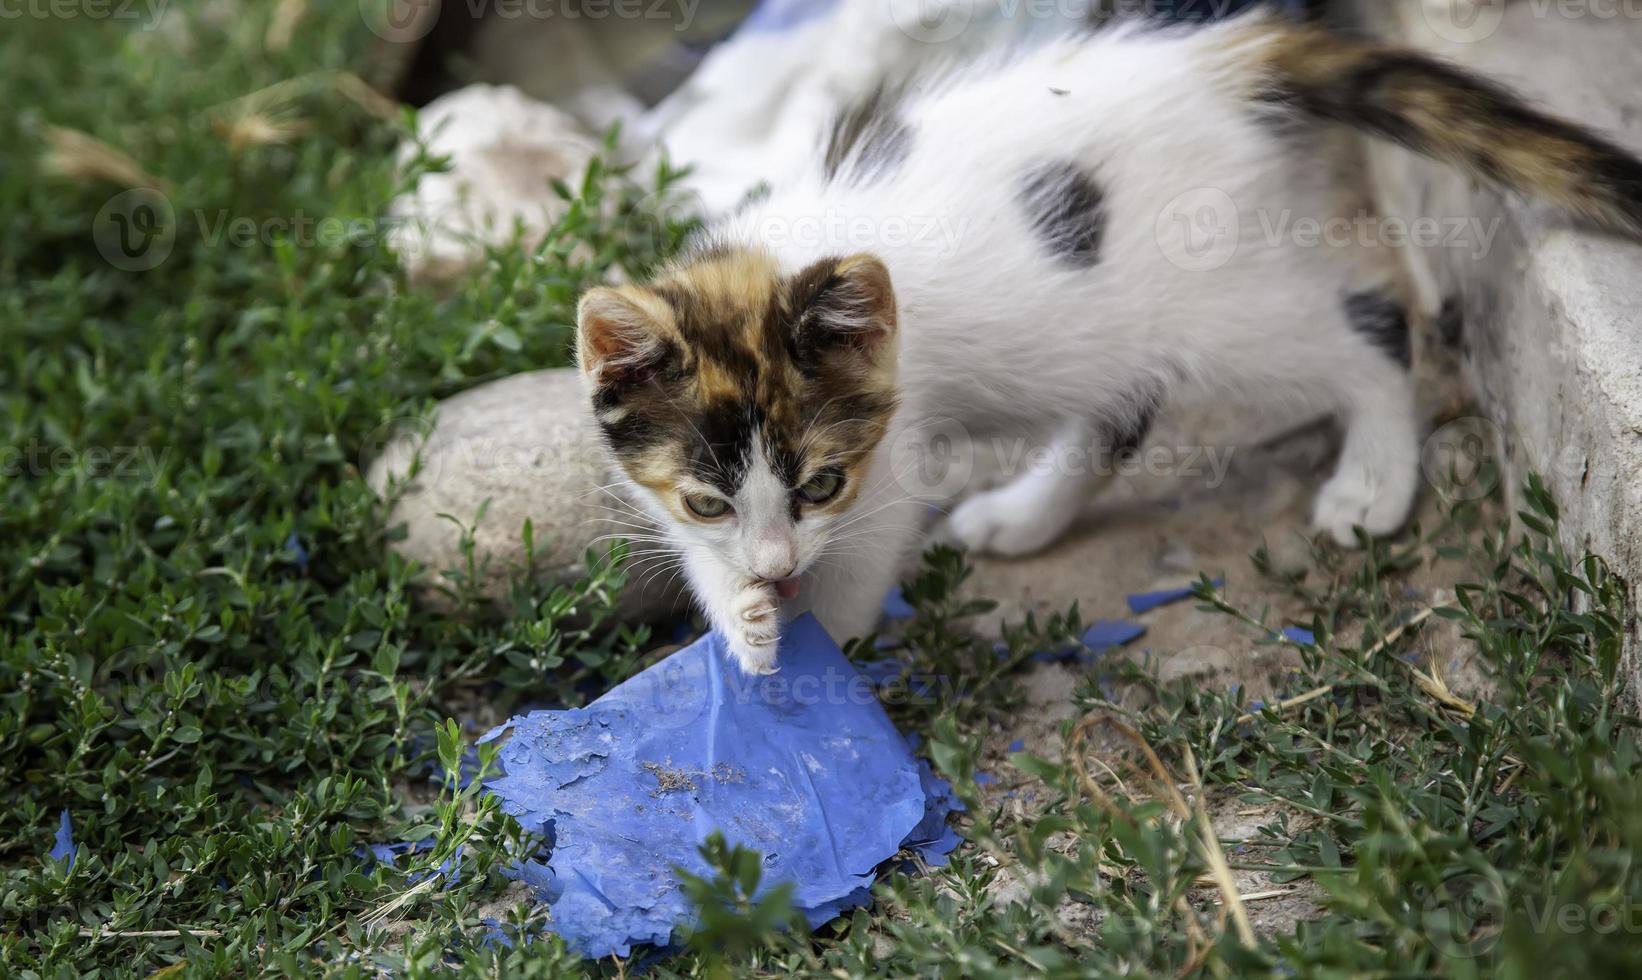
[1311,470,1413,548]
[950,489,1069,558]
[726,581,782,675]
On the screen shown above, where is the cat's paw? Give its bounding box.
[949,488,1070,558]
[1311,470,1412,548]
[725,580,783,675]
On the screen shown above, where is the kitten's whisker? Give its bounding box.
[635,558,691,602]
[583,517,666,535]
[587,537,675,552]
[793,394,847,453]
[583,496,657,519]
[826,491,923,536]
[627,556,687,593]
[824,524,927,547]
[580,483,648,511]
[583,510,665,531]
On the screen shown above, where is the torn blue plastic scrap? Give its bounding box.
[479,614,961,959]
[1279,627,1317,646]
[1127,578,1225,615]
[881,586,916,622]
[1081,619,1147,654]
[50,809,75,871]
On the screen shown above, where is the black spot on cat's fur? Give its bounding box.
[1112,404,1155,458]
[1019,161,1107,268]
[1110,383,1161,466]
[823,85,913,187]
[1437,297,1464,348]
[1343,290,1412,369]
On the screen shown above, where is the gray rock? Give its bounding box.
[1351,0,1642,698]
[365,368,685,621]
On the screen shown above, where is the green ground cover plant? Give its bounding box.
[4,5,1639,977]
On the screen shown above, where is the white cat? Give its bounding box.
[576,14,1642,673]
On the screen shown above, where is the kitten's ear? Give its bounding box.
[790,253,898,367]
[576,287,675,390]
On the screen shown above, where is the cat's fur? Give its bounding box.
[577,14,1642,674]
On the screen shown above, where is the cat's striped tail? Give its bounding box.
[1229,19,1642,237]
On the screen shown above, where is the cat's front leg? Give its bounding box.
[683,547,783,675]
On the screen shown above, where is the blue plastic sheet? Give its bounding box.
[49,809,74,871]
[1279,627,1317,646]
[480,614,959,958]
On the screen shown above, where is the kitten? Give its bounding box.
[576,15,1642,674]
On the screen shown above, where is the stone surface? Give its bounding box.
[365,368,685,621]
[1349,0,1642,694]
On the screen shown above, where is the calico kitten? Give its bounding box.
[576,15,1642,674]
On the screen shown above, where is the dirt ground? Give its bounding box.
[948,447,1491,936]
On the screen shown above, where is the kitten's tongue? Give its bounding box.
[773,576,802,601]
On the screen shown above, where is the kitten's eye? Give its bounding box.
[796,470,844,505]
[683,493,732,519]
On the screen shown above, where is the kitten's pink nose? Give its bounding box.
[749,534,797,585]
